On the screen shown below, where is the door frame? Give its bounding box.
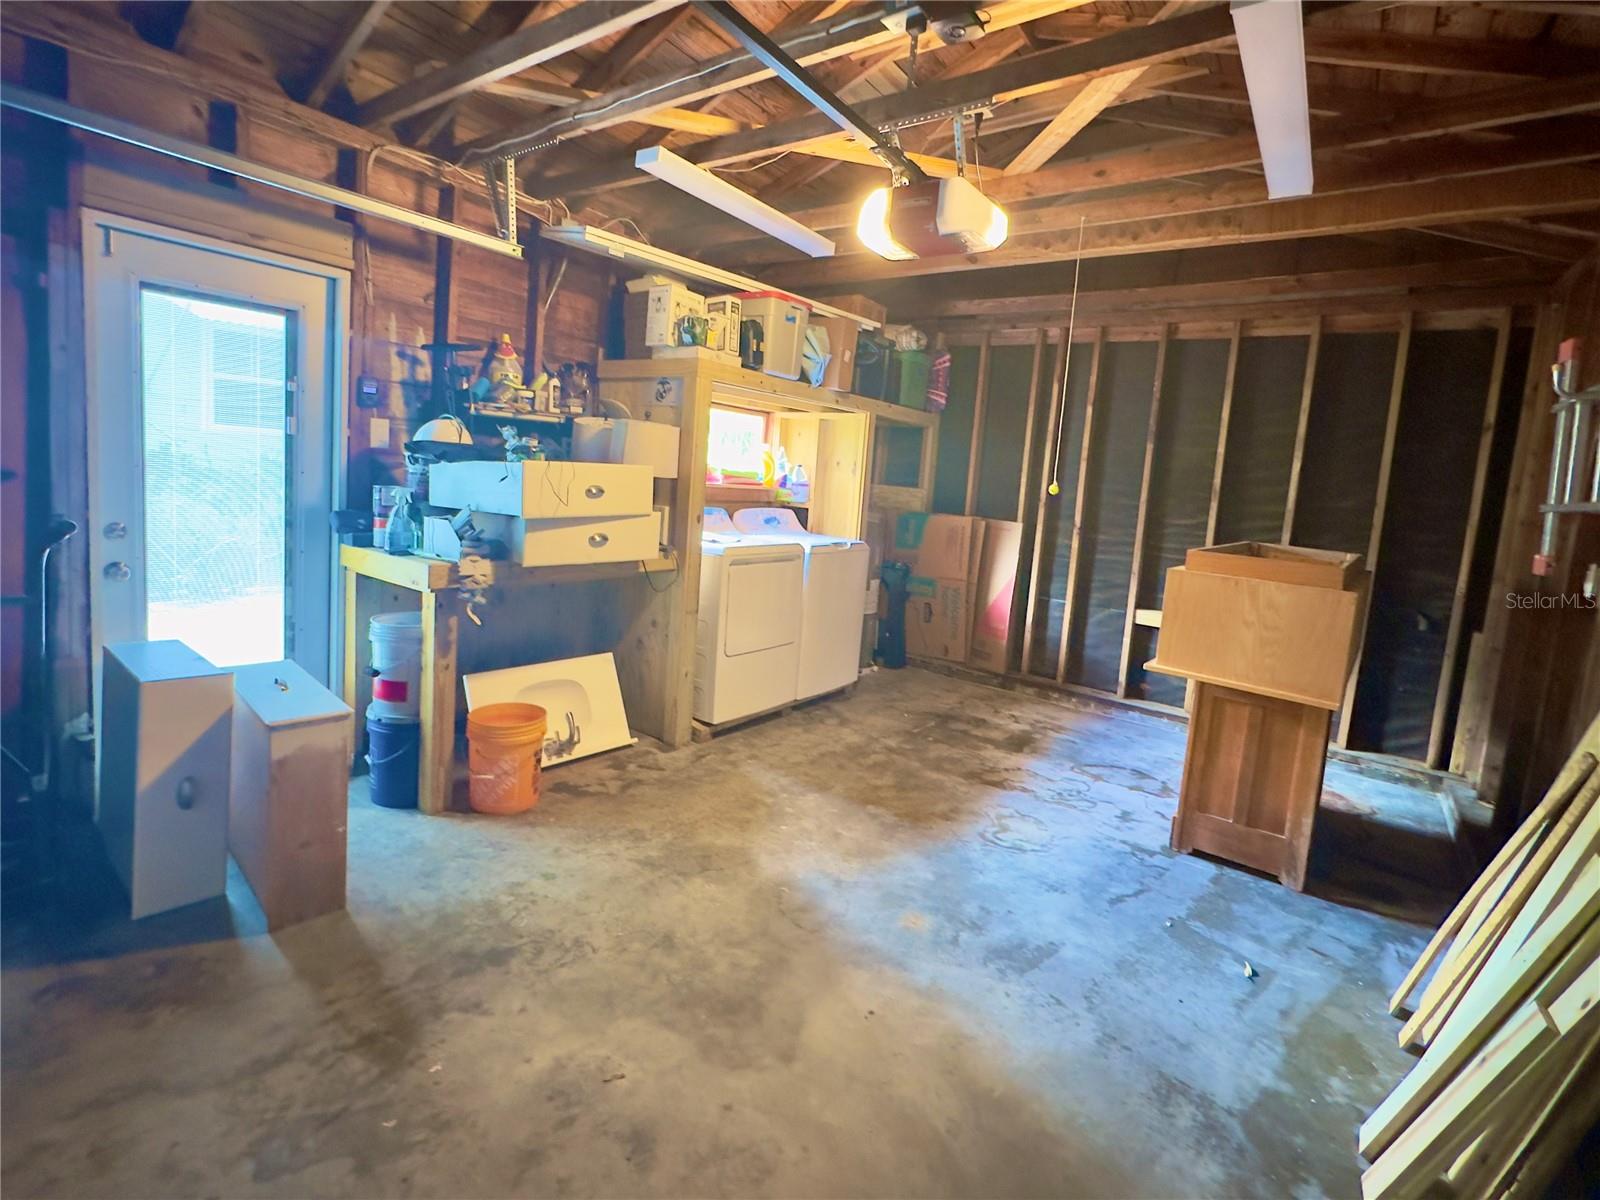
[80,208,350,689]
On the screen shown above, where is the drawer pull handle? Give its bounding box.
[585,485,605,500]
[588,533,609,548]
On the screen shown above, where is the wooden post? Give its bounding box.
[1118,325,1170,698]
[1007,328,1050,673]
[431,185,456,412]
[1453,303,1563,784]
[1056,328,1105,685]
[417,588,460,814]
[1427,310,1513,768]
[1205,321,1242,547]
[964,331,991,516]
[1337,312,1414,750]
[1281,317,1322,544]
[521,217,547,370]
[1021,327,1070,676]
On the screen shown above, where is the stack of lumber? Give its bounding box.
[1358,712,1600,1200]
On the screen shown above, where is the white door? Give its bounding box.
[83,212,346,683]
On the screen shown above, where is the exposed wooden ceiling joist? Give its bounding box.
[543,2,1241,195]
[1299,27,1600,78]
[1414,220,1600,263]
[455,0,1091,168]
[897,255,1559,321]
[684,71,1600,257]
[298,0,390,110]
[760,164,1600,286]
[356,0,683,128]
[733,119,1599,274]
[573,6,700,94]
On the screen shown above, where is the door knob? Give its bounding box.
[103,561,131,581]
[103,521,127,539]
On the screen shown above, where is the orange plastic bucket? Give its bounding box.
[466,703,546,815]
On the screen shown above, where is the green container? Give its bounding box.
[895,349,931,410]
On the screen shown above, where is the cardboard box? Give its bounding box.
[894,513,986,663]
[827,292,888,326]
[968,519,1021,674]
[705,294,742,354]
[813,315,861,392]
[623,281,704,359]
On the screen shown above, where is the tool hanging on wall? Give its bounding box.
[1045,216,1087,498]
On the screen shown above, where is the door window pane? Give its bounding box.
[139,288,290,666]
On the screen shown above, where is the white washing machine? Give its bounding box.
[694,508,805,725]
[731,507,870,701]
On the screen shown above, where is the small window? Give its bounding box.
[706,405,770,484]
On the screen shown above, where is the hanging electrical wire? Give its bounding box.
[1046,216,1088,498]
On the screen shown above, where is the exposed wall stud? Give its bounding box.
[1205,321,1243,547]
[964,331,992,516]
[1338,312,1414,749]
[1022,327,1070,676]
[1118,324,1170,697]
[1056,327,1105,685]
[1281,317,1322,544]
[1427,310,1513,768]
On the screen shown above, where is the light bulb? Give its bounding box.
[856,187,915,261]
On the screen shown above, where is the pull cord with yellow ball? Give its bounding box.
[1045,215,1087,498]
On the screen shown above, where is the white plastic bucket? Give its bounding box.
[369,612,423,720]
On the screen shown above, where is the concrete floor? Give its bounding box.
[3,667,1457,1199]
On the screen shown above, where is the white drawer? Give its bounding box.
[429,461,653,519]
[482,513,662,567]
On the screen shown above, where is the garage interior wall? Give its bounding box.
[933,317,1533,768]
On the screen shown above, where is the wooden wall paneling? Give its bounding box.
[964,331,992,517]
[1066,335,1158,692]
[1213,334,1312,545]
[1452,304,1564,785]
[1021,327,1068,677]
[1136,335,1233,705]
[1056,329,1105,684]
[1118,325,1169,698]
[1204,322,1242,547]
[1339,313,1414,749]
[1281,317,1323,544]
[1428,311,1514,768]
[1351,325,1504,758]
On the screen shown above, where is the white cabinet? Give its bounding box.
[229,660,353,930]
[429,461,653,520]
[98,641,233,919]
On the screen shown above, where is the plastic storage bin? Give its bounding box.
[895,349,932,410]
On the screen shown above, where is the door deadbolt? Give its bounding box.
[103,561,131,581]
[103,521,127,539]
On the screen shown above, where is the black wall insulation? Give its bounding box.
[1134,337,1232,705]
[1213,336,1311,544]
[1352,328,1500,759]
[1026,341,1096,677]
[1065,339,1158,692]
[932,345,980,515]
[975,344,1036,521]
[1290,332,1400,555]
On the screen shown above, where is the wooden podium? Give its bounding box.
[1146,544,1367,890]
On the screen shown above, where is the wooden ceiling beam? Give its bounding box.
[1299,27,1599,78]
[1005,0,1185,175]
[542,2,1240,195]
[355,0,682,128]
[898,256,1558,321]
[479,77,749,136]
[1413,221,1599,263]
[573,6,698,93]
[298,0,391,110]
[758,164,1600,286]
[455,1,1089,168]
[681,71,1600,259]
[732,121,1599,269]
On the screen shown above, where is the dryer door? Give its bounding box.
[724,554,803,656]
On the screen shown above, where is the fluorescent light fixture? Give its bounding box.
[635,145,836,258]
[1231,0,1314,199]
